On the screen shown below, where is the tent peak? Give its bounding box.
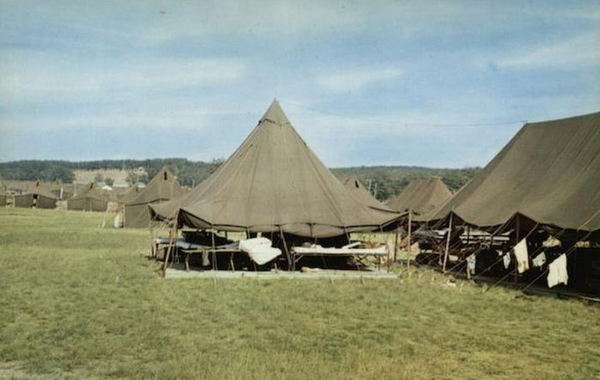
[260,99,290,125]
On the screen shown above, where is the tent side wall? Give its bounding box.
[37,195,57,209]
[0,195,6,207]
[124,203,152,228]
[14,194,34,208]
[67,197,108,212]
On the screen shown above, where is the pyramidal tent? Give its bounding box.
[14,181,57,209]
[386,177,452,220]
[341,176,394,212]
[67,183,109,212]
[150,100,402,238]
[124,167,184,228]
[430,111,600,234]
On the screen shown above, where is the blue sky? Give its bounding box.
[0,0,599,168]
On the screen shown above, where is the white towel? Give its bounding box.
[247,246,282,265]
[467,254,476,272]
[532,252,546,267]
[547,254,568,288]
[239,237,272,253]
[503,253,511,269]
[513,239,529,273]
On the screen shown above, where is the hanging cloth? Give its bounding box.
[513,239,529,273]
[532,252,546,267]
[503,253,511,269]
[547,254,568,288]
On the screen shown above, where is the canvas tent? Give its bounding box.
[14,181,57,209]
[430,112,600,235]
[0,194,6,207]
[341,176,394,212]
[67,183,109,212]
[124,167,184,228]
[150,100,403,238]
[386,177,452,221]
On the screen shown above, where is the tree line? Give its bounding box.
[0,159,479,200]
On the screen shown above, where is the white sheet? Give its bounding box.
[547,254,568,288]
[247,246,282,265]
[513,239,529,273]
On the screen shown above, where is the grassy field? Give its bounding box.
[0,208,599,379]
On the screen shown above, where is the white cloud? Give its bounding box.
[317,68,402,92]
[0,50,246,104]
[497,31,600,69]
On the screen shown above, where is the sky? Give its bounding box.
[0,0,599,168]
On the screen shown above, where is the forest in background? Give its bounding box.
[0,159,480,200]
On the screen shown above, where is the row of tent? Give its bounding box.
[142,101,600,272]
[3,101,599,243]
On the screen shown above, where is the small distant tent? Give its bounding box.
[150,100,403,238]
[386,177,452,221]
[341,176,395,212]
[67,183,109,212]
[14,181,57,209]
[0,194,6,207]
[124,167,184,228]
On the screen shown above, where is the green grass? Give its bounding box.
[1,208,599,379]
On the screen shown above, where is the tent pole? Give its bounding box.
[442,213,453,273]
[407,209,412,269]
[279,226,292,271]
[162,224,176,278]
[211,228,217,272]
[393,228,399,263]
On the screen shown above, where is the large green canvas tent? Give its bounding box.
[14,181,57,209]
[124,167,184,228]
[430,112,600,234]
[341,176,394,212]
[67,183,109,212]
[386,177,452,221]
[150,100,402,238]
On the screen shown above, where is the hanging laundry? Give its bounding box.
[503,253,511,269]
[532,252,546,267]
[547,254,568,288]
[467,254,477,277]
[513,239,529,273]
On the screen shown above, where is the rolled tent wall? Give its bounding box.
[123,167,184,228]
[429,111,600,236]
[150,100,402,238]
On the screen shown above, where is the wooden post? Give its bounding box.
[211,228,217,272]
[442,213,453,273]
[406,209,412,269]
[393,228,399,262]
[162,225,176,277]
[279,226,292,271]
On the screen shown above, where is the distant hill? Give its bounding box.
[0,159,480,200]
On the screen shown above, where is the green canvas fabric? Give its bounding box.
[386,177,452,221]
[431,112,600,232]
[67,183,109,212]
[0,195,6,207]
[124,167,184,228]
[14,181,57,209]
[150,100,402,237]
[341,176,395,212]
